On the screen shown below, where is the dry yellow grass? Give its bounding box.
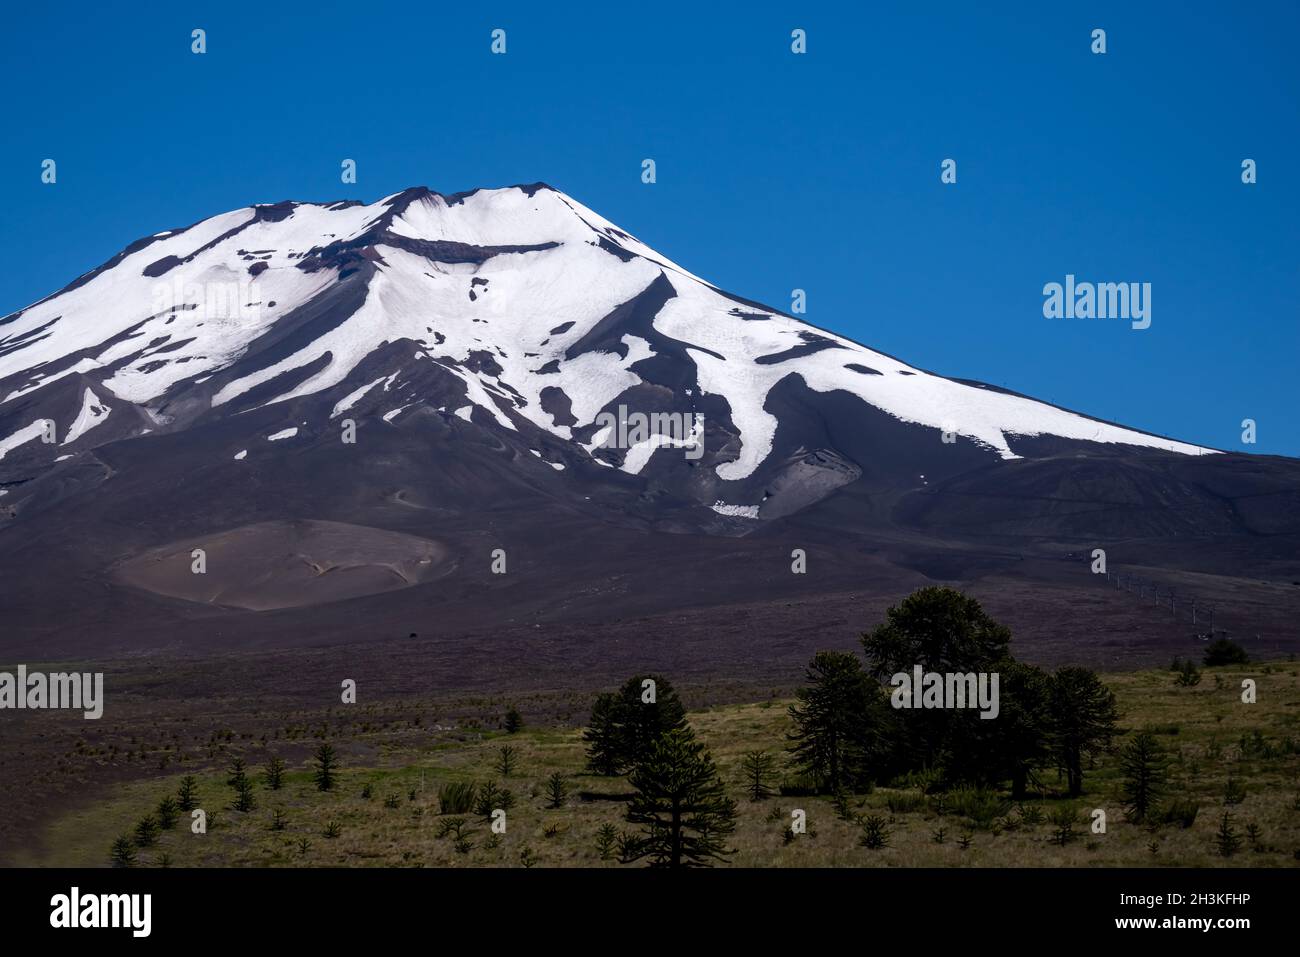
[29,662,1300,868]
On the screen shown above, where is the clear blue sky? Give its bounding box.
[3,1,1296,455]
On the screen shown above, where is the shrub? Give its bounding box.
[950,786,1006,829]
[831,788,859,823]
[504,706,524,734]
[893,767,943,794]
[1159,798,1200,829]
[858,815,890,850]
[1214,812,1241,857]
[1017,803,1045,826]
[156,796,179,830]
[438,781,477,815]
[110,835,137,868]
[133,815,159,848]
[1175,661,1202,687]
[595,823,618,860]
[1049,806,1079,846]
[1204,638,1249,667]
[885,790,927,814]
[435,817,467,839]
[778,775,821,797]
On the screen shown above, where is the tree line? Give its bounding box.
[584,587,1125,866]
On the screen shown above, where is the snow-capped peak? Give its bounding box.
[0,182,1215,512]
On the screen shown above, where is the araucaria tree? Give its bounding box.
[621,728,737,868]
[545,772,569,809]
[861,586,1012,678]
[1049,667,1119,797]
[1119,731,1167,822]
[264,756,286,790]
[233,776,256,813]
[740,750,776,801]
[787,651,886,793]
[583,674,687,775]
[228,758,255,811]
[860,586,1013,776]
[110,835,137,868]
[504,706,524,734]
[583,693,623,776]
[495,745,517,778]
[982,661,1053,799]
[227,757,249,790]
[156,795,180,830]
[176,775,199,813]
[314,743,338,792]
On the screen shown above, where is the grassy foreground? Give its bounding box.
[31,662,1300,868]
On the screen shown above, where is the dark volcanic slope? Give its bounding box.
[0,184,1297,660]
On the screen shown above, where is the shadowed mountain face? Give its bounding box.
[1,183,1297,658]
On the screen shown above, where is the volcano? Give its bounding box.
[1,184,1297,659]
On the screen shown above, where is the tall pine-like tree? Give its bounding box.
[176,775,199,813]
[740,750,776,802]
[582,675,687,775]
[787,651,886,793]
[227,757,249,790]
[545,772,569,809]
[583,693,623,776]
[314,743,337,792]
[264,755,286,790]
[980,661,1053,799]
[504,706,524,734]
[621,727,737,868]
[1119,730,1167,822]
[616,673,687,769]
[1049,667,1119,797]
[861,586,1012,679]
[861,587,1013,776]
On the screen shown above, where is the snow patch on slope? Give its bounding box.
[651,275,1213,477]
[63,388,111,445]
[0,420,48,461]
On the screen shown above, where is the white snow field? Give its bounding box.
[62,388,111,445]
[0,184,1215,485]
